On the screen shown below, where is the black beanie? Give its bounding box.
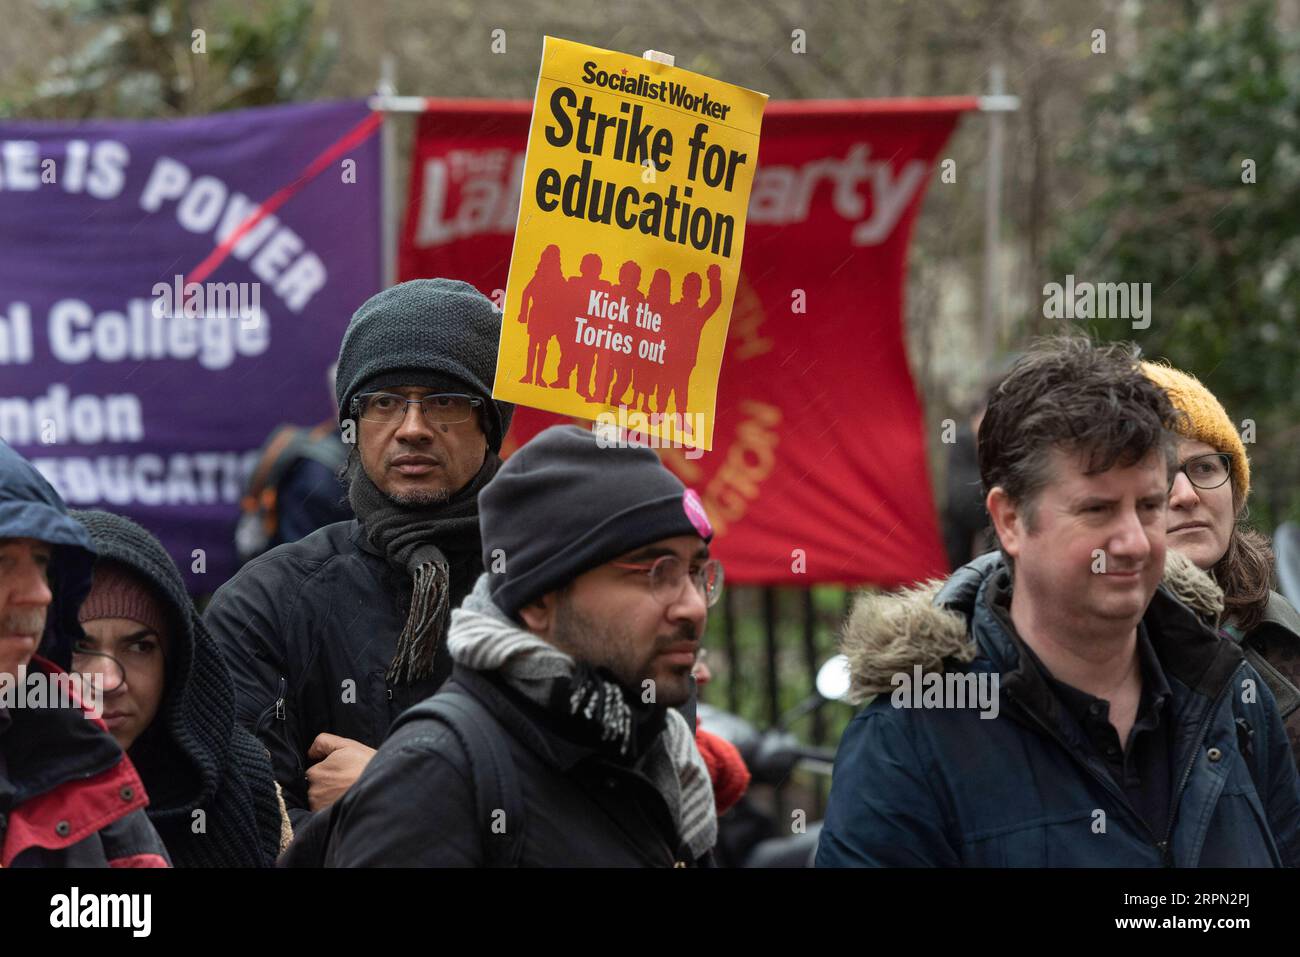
[479,425,715,619]
[335,279,515,452]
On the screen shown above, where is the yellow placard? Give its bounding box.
[494,37,767,452]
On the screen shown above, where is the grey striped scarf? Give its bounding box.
[448,573,717,860]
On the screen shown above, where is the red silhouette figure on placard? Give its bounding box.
[551,253,611,400]
[635,268,673,413]
[590,260,644,406]
[517,244,567,385]
[660,263,722,419]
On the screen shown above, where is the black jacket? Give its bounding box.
[1232,591,1300,766]
[205,519,480,827]
[72,510,289,867]
[321,665,710,867]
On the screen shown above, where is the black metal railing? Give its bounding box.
[701,583,863,821]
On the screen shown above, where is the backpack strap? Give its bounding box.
[296,421,350,473]
[243,421,345,505]
[237,422,348,562]
[243,425,307,502]
[282,687,524,868]
[415,689,526,867]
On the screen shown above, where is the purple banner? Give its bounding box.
[0,100,381,591]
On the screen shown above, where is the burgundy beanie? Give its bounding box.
[78,560,170,639]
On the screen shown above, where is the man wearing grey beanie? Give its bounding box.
[320,425,723,866]
[206,279,514,833]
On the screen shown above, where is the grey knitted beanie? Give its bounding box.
[335,279,514,452]
[479,425,715,620]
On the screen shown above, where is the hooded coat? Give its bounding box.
[816,549,1300,867]
[1225,591,1300,766]
[0,441,169,868]
[72,510,291,867]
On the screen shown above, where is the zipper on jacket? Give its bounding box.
[254,676,288,735]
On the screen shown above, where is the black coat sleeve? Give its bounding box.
[205,558,310,818]
[324,721,483,867]
[99,807,174,867]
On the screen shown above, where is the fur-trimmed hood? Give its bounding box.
[840,548,1224,703]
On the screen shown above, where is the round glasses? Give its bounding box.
[351,392,483,426]
[609,555,725,607]
[69,648,129,694]
[1173,452,1232,491]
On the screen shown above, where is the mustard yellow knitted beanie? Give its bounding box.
[1141,361,1249,502]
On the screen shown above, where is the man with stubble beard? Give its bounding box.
[320,425,722,866]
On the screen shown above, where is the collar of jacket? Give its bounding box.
[1229,591,1300,719]
[843,548,1244,727]
[0,656,152,866]
[348,518,382,560]
[0,656,122,803]
[1260,590,1300,634]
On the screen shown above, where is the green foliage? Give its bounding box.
[1050,0,1300,528]
[8,0,337,118]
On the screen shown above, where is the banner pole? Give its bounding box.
[981,62,1008,351]
[364,95,1018,113]
[366,96,429,112]
[377,54,398,289]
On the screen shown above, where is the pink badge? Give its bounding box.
[682,488,713,539]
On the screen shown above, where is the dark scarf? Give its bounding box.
[545,663,669,763]
[349,453,501,685]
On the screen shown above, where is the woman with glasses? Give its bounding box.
[1143,362,1300,760]
[70,509,291,867]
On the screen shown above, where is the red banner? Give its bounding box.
[400,97,973,587]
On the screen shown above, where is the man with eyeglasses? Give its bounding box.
[206,279,515,832]
[818,339,1300,867]
[318,425,722,866]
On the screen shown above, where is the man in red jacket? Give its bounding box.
[0,440,169,867]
